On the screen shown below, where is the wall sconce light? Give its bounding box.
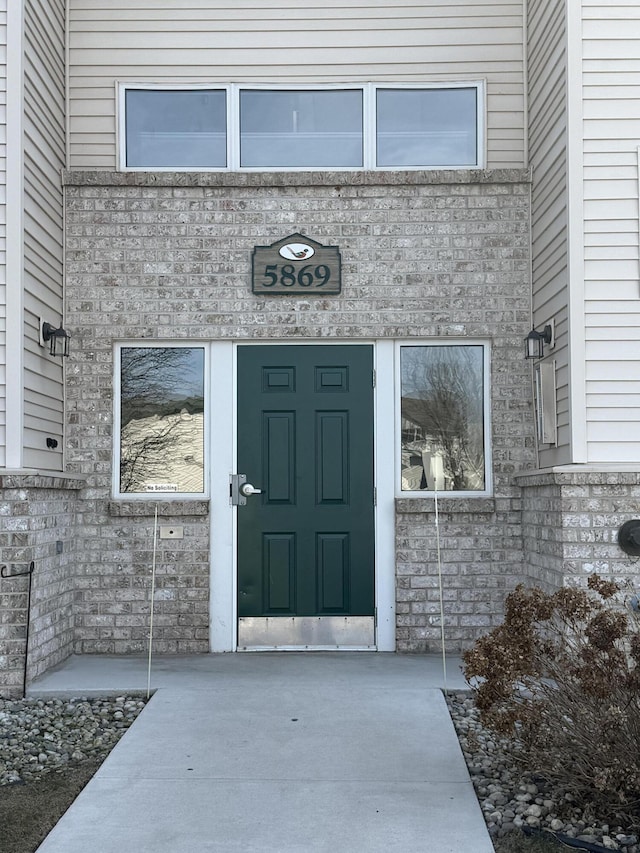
[524,323,554,360]
[41,321,70,358]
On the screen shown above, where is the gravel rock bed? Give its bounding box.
[448,691,639,852]
[0,696,146,786]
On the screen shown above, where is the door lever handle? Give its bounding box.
[240,483,262,497]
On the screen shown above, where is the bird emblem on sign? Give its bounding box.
[279,243,315,261]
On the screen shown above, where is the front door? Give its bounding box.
[236,345,375,648]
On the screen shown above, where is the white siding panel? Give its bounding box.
[585,108,640,476]
[585,339,640,361]
[590,408,640,422]
[587,393,640,408]
[0,0,5,467]
[23,0,65,469]
[587,442,640,462]
[586,359,640,381]
[584,198,638,221]
[68,0,525,170]
[585,280,640,301]
[586,302,640,323]
[528,0,569,464]
[585,260,639,281]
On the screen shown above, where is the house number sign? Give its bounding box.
[251,233,341,295]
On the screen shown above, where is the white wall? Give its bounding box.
[0,2,6,467]
[68,0,526,171]
[582,1,640,464]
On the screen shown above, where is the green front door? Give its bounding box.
[237,345,375,648]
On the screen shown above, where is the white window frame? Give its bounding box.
[394,340,492,498]
[113,342,210,500]
[116,81,486,172]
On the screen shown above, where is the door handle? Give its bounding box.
[230,474,262,506]
[240,483,262,497]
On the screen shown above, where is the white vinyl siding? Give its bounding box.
[0,2,6,466]
[582,1,640,464]
[68,0,525,171]
[527,0,569,465]
[23,0,65,468]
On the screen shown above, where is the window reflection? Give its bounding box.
[120,347,205,493]
[400,346,485,492]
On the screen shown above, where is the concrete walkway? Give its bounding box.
[29,653,493,853]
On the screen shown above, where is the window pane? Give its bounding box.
[400,346,485,492]
[120,347,205,493]
[377,88,477,167]
[240,90,363,167]
[125,90,226,168]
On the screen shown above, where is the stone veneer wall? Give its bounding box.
[0,475,83,697]
[517,471,640,590]
[62,168,535,654]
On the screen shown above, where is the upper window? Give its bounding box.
[119,83,483,171]
[377,88,477,167]
[240,89,363,168]
[398,343,491,496]
[116,346,206,496]
[125,89,227,168]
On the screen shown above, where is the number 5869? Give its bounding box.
[261,263,331,288]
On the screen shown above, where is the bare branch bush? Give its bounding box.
[463,576,640,825]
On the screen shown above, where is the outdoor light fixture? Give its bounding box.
[524,324,553,360]
[41,321,70,358]
[618,519,640,557]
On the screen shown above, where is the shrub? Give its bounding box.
[462,575,640,824]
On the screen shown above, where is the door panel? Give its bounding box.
[237,345,375,644]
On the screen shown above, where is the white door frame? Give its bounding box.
[209,339,396,652]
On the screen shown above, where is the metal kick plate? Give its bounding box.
[237,616,375,650]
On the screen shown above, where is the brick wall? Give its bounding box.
[0,475,82,697]
[71,500,211,655]
[518,471,640,590]
[62,168,535,654]
[395,497,524,652]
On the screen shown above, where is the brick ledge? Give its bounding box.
[62,167,532,189]
[516,470,640,487]
[108,500,209,517]
[395,497,496,514]
[0,472,85,490]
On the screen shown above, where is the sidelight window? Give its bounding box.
[398,343,490,496]
[115,345,206,495]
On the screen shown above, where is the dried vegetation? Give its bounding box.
[463,575,640,828]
